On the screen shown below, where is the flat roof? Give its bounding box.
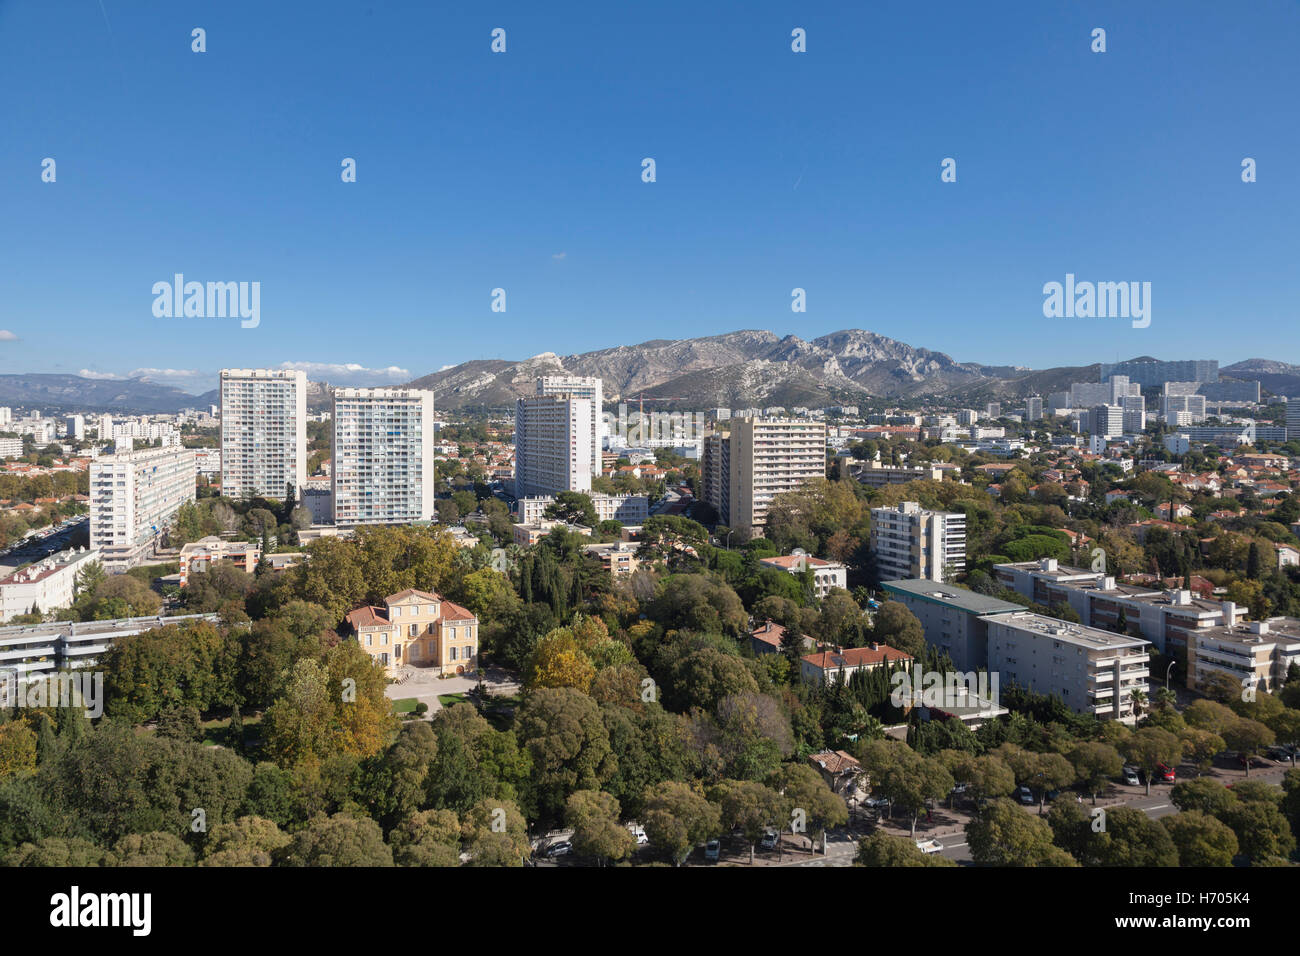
[1197,617,1300,646]
[980,611,1151,652]
[882,579,1023,615]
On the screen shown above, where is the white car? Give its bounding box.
[916,839,944,855]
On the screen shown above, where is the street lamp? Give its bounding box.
[1165,660,1175,691]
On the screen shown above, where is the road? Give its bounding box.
[793,758,1296,867]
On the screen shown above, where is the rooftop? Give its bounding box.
[981,611,1151,652]
[881,578,1023,615]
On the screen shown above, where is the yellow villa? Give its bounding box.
[344,588,479,675]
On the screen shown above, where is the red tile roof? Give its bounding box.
[802,644,912,671]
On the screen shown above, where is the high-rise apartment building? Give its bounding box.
[701,432,732,525]
[513,395,593,499]
[1025,396,1043,421]
[536,376,603,475]
[1160,390,1208,425]
[1089,404,1124,438]
[870,500,966,582]
[220,369,308,499]
[1288,399,1300,441]
[727,418,826,539]
[332,388,436,525]
[90,445,197,570]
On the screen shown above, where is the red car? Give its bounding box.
[1156,763,1176,783]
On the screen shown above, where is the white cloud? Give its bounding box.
[552,252,567,260]
[277,361,412,386]
[78,369,123,379]
[0,330,18,342]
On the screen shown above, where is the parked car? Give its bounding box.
[544,840,573,858]
[864,795,891,809]
[1267,745,1297,762]
[626,825,648,845]
[1156,763,1176,783]
[1014,786,1035,806]
[760,830,779,851]
[1122,766,1142,786]
[950,783,968,796]
[915,839,944,855]
[703,839,721,862]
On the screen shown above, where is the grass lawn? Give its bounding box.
[392,697,419,714]
[438,692,470,708]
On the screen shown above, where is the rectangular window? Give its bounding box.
[409,624,418,637]
[449,646,457,661]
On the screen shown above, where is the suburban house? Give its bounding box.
[344,588,478,675]
[809,749,862,794]
[799,642,913,685]
[750,620,815,656]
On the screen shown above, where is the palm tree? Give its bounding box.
[1154,687,1177,711]
[1130,688,1148,718]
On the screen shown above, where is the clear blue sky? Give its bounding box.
[1,0,1296,394]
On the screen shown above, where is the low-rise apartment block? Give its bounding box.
[993,558,1238,654]
[759,554,848,598]
[178,536,262,586]
[984,611,1151,724]
[515,493,649,525]
[0,547,101,623]
[880,578,1024,672]
[1187,616,1300,694]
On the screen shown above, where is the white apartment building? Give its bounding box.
[0,407,11,428]
[64,415,85,441]
[727,417,827,538]
[1089,404,1124,438]
[1288,400,1300,441]
[1161,391,1208,425]
[870,501,966,583]
[193,448,222,476]
[759,554,848,598]
[0,437,23,458]
[220,368,308,499]
[1026,396,1043,421]
[1188,617,1300,694]
[332,388,436,525]
[985,612,1152,724]
[0,546,101,622]
[513,395,593,499]
[90,445,197,570]
[515,493,649,525]
[536,376,603,475]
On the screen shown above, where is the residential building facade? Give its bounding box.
[870,501,966,583]
[90,445,197,569]
[220,368,308,499]
[332,388,436,524]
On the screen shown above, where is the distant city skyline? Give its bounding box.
[2,1,1296,389]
